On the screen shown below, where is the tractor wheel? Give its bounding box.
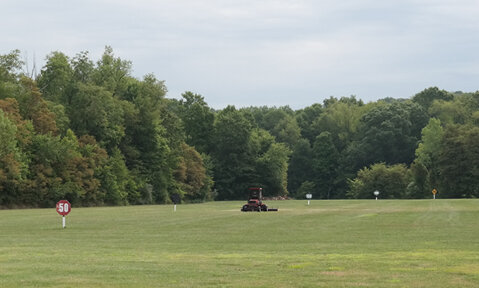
[261,204,268,211]
[241,205,249,212]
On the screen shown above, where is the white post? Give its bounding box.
[62,216,66,228]
[433,194,436,200]
[375,197,378,201]
[174,204,177,212]
[306,194,312,206]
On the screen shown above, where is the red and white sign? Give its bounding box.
[56,200,71,216]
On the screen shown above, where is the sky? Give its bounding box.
[1,0,479,109]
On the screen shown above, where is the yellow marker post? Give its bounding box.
[432,189,437,200]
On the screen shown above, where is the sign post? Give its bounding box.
[171,193,180,212]
[56,200,71,228]
[306,194,312,205]
[374,190,380,201]
[432,189,437,200]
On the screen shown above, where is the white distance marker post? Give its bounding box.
[171,194,180,212]
[374,190,379,201]
[306,194,312,205]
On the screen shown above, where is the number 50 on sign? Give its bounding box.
[56,200,71,228]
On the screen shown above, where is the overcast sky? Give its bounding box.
[2,0,479,109]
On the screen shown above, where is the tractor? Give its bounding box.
[241,187,278,212]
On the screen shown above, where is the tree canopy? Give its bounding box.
[1,47,479,207]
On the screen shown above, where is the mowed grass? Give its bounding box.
[1,200,479,287]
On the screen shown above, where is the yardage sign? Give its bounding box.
[56,200,71,216]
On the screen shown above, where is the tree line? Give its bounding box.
[1,47,478,207]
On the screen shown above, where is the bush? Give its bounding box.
[347,163,410,199]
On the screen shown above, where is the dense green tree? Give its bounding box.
[429,100,469,125]
[212,106,255,199]
[287,138,314,196]
[245,106,300,148]
[347,163,410,199]
[71,51,95,84]
[177,91,214,154]
[174,143,213,201]
[0,50,23,99]
[75,135,109,205]
[312,98,366,151]
[429,92,479,125]
[133,108,170,203]
[0,98,33,152]
[0,110,24,206]
[437,125,479,198]
[413,118,444,193]
[249,128,275,156]
[37,52,73,103]
[46,101,70,135]
[4,47,479,207]
[412,87,453,111]
[348,101,428,170]
[270,115,301,148]
[247,106,294,130]
[93,46,132,98]
[97,148,134,205]
[406,161,430,198]
[17,77,58,135]
[68,83,125,150]
[254,142,291,196]
[0,110,18,158]
[22,131,100,206]
[415,118,444,167]
[295,103,323,143]
[312,132,339,199]
[295,181,315,199]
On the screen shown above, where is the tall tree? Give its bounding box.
[178,91,214,154]
[429,92,479,125]
[212,106,255,200]
[71,51,94,84]
[295,103,323,143]
[93,46,132,98]
[348,101,428,170]
[287,138,314,197]
[0,110,24,206]
[37,51,73,103]
[120,74,172,203]
[0,50,23,99]
[254,142,291,196]
[174,143,213,201]
[312,132,339,199]
[413,118,444,194]
[312,98,366,151]
[438,125,479,198]
[17,77,58,135]
[270,115,301,148]
[412,87,453,112]
[68,83,125,151]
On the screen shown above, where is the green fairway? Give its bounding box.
[1,200,478,287]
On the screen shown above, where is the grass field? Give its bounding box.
[1,199,479,287]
